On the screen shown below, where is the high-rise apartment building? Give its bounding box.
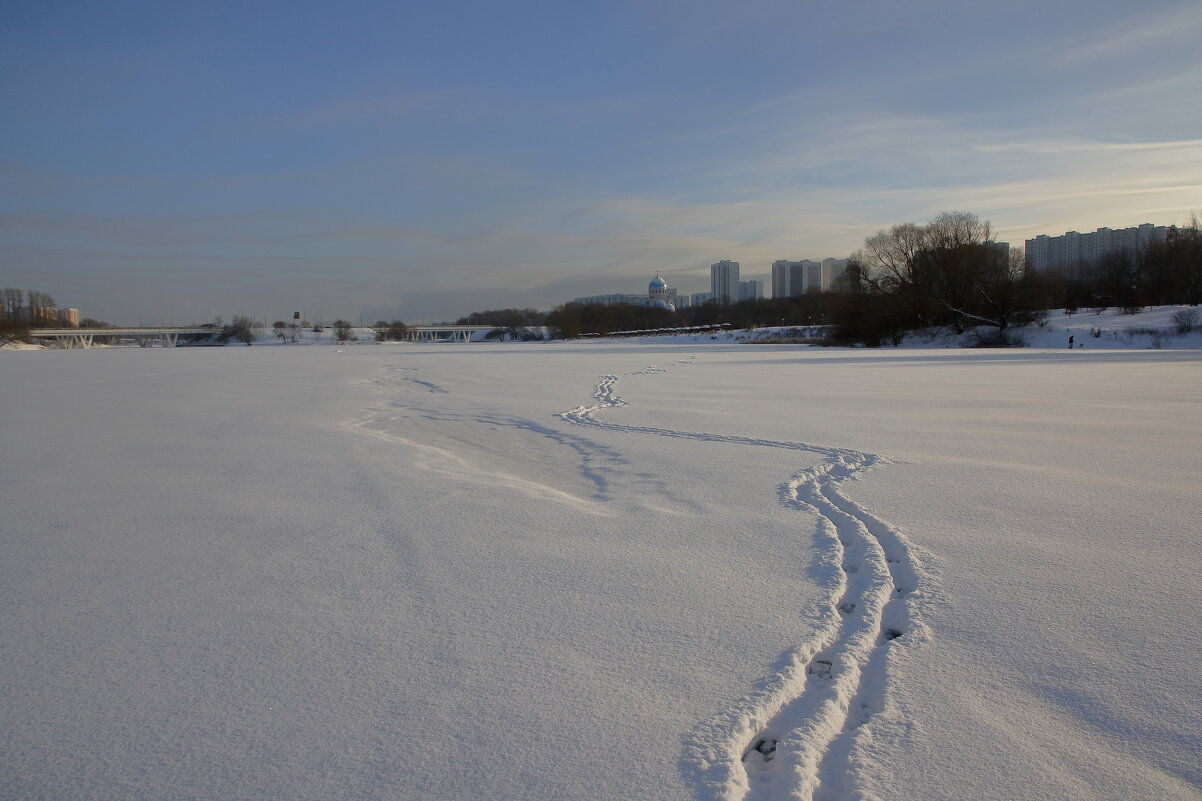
[1025,224,1168,276]
[772,258,848,296]
[820,258,850,291]
[739,280,764,301]
[711,260,740,304]
[804,261,824,293]
[771,259,819,298]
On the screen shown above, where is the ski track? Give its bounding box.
[348,366,644,505]
[558,368,924,801]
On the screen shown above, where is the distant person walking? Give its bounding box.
[1068,335,1074,349]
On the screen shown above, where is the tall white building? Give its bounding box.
[820,258,850,291]
[772,258,848,295]
[803,261,824,293]
[739,280,764,301]
[711,260,740,304]
[771,259,820,298]
[1026,224,1168,276]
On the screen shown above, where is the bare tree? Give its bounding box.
[26,290,57,326]
[860,222,936,328]
[221,316,257,345]
[272,320,303,342]
[844,211,1044,344]
[923,212,995,332]
[1168,212,1202,306]
[857,211,1021,332]
[965,247,1045,331]
[1,288,23,320]
[1170,308,1199,334]
[373,319,408,341]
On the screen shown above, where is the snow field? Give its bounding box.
[2,340,1200,800]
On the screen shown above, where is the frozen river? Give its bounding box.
[3,340,1200,800]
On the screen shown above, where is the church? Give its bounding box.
[647,273,676,312]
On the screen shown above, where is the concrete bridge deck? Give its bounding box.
[30,324,500,348]
[31,328,219,349]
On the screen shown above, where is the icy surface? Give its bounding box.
[2,324,1201,800]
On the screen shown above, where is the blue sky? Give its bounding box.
[3,0,1201,325]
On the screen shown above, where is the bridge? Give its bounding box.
[30,324,502,348]
[403,324,496,342]
[30,327,220,349]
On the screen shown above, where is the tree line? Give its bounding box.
[1,287,62,342]
[1,287,59,326]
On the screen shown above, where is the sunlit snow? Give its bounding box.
[3,309,1200,800]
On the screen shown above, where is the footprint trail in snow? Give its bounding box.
[559,368,925,801]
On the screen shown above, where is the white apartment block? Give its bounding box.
[711,260,740,304]
[771,259,819,298]
[1025,224,1168,276]
[820,258,850,291]
[739,280,764,301]
[803,261,823,293]
[570,293,643,306]
[771,258,849,296]
[571,289,679,308]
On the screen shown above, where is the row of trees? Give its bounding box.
[196,317,384,346]
[256,318,367,344]
[273,319,406,344]
[373,320,409,342]
[546,302,676,339]
[456,308,546,340]
[1,288,58,326]
[2,287,58,343]
[832,211,1047,345]
[1,304,406,347]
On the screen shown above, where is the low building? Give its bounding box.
[570,275,678,311]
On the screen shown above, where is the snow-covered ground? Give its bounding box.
[2,314,1200,800]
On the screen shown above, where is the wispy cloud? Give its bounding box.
[976,138,1202,156]
[1053,1,1202,65]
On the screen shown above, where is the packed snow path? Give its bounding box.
[560,368,925,801]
